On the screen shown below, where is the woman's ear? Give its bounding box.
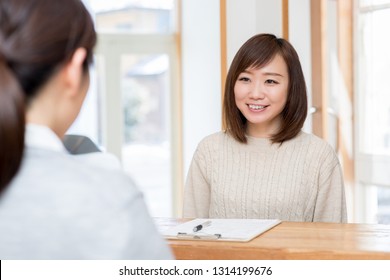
[63,48,87,96]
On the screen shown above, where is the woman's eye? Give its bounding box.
[238,77,250,82]
[265,79,278,84]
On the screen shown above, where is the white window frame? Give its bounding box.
[94,27,182,216]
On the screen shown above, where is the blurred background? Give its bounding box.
[68,0,390,224]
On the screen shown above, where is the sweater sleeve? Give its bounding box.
[313,147,348,223]
[183,143,211,218]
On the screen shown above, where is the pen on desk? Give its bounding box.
[193,220,212,232]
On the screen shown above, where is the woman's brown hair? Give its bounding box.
[0,0,97,191]
[223,33,308,144]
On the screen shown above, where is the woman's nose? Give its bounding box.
[249,83,265,99]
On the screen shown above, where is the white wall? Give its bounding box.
[226,0,283,66]
[181,0,222,176]
[289,0,312,133]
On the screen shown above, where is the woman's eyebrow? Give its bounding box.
[241,69,284,77]
[262,72,284,77]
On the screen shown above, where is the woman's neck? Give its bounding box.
[246,118,281,138]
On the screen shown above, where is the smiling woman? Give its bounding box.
[234,54,289,138]
[182,33,347,223]
[224,34,307,144]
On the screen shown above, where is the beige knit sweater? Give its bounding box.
[183,131,347,222]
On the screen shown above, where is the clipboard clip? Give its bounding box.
[177,232,222,240]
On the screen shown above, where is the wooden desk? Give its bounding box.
[155,218,390,260]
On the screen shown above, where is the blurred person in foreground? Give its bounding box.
[0,0,172,259]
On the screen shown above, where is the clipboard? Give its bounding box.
[162,218,281,242]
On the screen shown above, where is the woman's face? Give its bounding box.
[234,54,289,138]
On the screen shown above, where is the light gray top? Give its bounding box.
[183,131,347,223]
[0,124,173,259]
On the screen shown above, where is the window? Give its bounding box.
[69,0,180,217]
[355,0,390,223]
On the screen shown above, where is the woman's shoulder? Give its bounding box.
[71,153,138,194]
[196,131,234,150]
[200,131,227,143]
[24,147,141,202]
[294,131,339,161]
[299,131,333,146]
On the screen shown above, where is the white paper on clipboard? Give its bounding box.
[161,218,281,242]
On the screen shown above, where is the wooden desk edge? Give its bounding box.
[155,218,390,260]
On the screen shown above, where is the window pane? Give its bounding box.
[358,7,390,224]
[88,0,174,33]
[121,54,172,217]
[377,186,390,224]
[358,9,390,155]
